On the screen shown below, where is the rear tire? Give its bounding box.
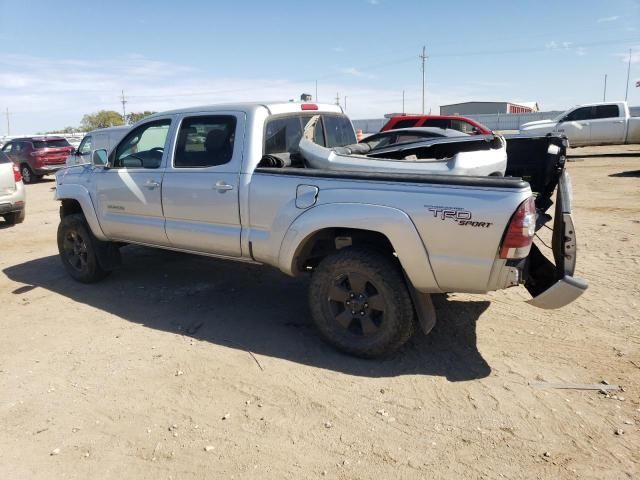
[57,213,110,283]
[309,247,415,358]
[3,210,25,225]
[20,164,35,184]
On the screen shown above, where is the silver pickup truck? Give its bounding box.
[54,102,587,357]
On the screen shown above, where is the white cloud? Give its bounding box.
[0,53,497,133]
[545,40,558,49]
[614,46,640,64]
[597,15,619,23]
[368,0,380,5]
[576,47,587,56]
[332,47,345,53]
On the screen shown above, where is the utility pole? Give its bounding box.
[335,92,340,106]
[120,90,128,124]
[603,74,608,102]
[402,89,405,114]
[5,108,9,136]
[625,48,632,101]
[419,46,428,114]
[344,96,347,111]
[315,80,318,102]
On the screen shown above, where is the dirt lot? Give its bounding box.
[1,145,639,479]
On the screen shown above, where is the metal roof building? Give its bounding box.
[440,101,539,115]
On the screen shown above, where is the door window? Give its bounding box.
[391,119,419,129]
[174,116,237,168]
[113,120,170,169]
[77,136,92,155]
[564,107,593,122]
[450,119,475,134]
[2,142,13,153]
[594,105,620,119]
[422,118,450,129]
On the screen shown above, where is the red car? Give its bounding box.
[1,136,74,183]
[381,115,492,135]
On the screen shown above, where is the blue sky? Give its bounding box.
[1,0,639,133]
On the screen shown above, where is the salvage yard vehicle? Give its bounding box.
[66,126,130,167]
[54,102,586,357]
[520,101,640,147]
[2,136,74,183]
[0,151,26,225]
[381,114,492,135]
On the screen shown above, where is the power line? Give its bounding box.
[5,108,10,136]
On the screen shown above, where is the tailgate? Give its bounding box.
[524,171,588,308]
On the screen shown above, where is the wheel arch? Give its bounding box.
[278,203,441,293]
[55,184,108,241]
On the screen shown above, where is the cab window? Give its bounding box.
[594,104,620,119]
[113,120,170,169]
[174,116,237,168]
[565,107,592,122]
[2,142,13,153]
[78,136,92,155]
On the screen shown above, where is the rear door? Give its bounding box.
[589,104,625,145]
[162,112,245,256]
[94,118,173,245]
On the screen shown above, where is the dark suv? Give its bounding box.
[1,137,73,183]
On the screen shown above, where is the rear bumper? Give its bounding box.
[0,181,26,214]
[524,171,587,308]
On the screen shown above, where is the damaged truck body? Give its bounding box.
[54,102,587,357]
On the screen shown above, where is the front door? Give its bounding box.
[557,106,592,146]
[93,118,173,245]
[162,113,244,256]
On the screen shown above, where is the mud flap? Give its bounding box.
[525,171,587,309]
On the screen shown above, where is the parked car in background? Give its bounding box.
[66,126,130,166]
[520,101,640,147]
[0,151,26,225]
[1,136,73,183]
[381,115,492,135]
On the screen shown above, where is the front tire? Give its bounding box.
[309,248,415,358]
[57,214,110,283]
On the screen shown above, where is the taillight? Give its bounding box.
[499,197,536,259]
[13,163,22,182]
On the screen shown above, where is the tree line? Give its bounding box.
[44,110,157,134]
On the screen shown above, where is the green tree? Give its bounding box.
[126,111,157,124]
[80,110,124,131]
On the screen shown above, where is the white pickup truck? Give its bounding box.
[520,101,640,147]
[54,102,587,357]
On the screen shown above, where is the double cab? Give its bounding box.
[54,102,586,357]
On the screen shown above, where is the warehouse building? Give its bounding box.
[440,101,539,115]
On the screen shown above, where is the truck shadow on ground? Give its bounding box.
[609,170,640,178]
[3,246,491,381]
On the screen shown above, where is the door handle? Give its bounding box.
[144,180,161,189]
[579,122,590,126]
[613,120,624,124]
[214,181,234,192]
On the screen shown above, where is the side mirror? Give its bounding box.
[92,149,108,167]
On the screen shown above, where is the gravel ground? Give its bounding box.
[0,144,638,479]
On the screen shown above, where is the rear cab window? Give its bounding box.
[594,104,620,119]
[264,113,355,155]
[390,119,419,129]
[174,116,237,168]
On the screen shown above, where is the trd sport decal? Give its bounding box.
[425,205,493,228]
